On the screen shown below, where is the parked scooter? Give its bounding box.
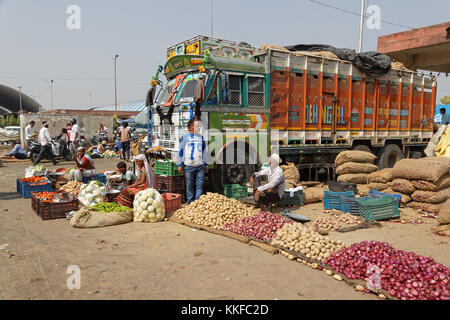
[29,133,72,163]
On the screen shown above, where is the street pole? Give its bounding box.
[50,80,54,111]
[114,55,119,113]
[18,86,23,113]
[210,0,213,37]
[358,0,365,53]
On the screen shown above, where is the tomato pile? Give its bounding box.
[20,176,48,186]
[34,191,56,203]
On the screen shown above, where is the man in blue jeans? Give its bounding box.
[177,117,208,203]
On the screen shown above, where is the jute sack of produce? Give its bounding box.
[357,184,370,196]
[412,174,450,192]
[406,201,443,215]
[391,179,416,194]
[368,182,390,191]
[281,162,300,183]
[70,208,134,228]
[303,187,325,204]
[392,158,450,183]
[285,179,300,190]
[336,162,378,175]
[335,150,377,167]
[437,199,450,225]
[411,188,450,204]
[382,188,411,205]
[337,173,368,184]
[367,168,394,183]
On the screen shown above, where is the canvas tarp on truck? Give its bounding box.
[0,128,19,142]
[284,44,392,77]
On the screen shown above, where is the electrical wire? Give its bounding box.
[307,0,415,30]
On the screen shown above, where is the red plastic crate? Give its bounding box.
[162,193,182,214]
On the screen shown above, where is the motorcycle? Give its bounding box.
[29,133,72,163]
[90,132,109,145]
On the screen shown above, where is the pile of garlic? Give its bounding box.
[173,192,254,229]
[271,223,346,263]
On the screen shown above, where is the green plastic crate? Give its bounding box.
[279,190,304,206]
[358,195,399,221]
[154,159,181,176]
[223,184,248,200]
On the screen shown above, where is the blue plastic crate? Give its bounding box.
[323,190,355,210]
[368,189,401,208]
[16,178,21,194]
[341,197,360,215]
[20,178,52,199]
[82,174,107,185]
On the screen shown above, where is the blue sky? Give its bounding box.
[0,0,449,109]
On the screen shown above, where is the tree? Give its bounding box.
[441,95,450,105]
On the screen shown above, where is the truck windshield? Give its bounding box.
[159,83,175,105]
[178,80,198,99]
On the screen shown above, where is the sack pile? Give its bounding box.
[335,150,378,184]
[435,199,450,236]
[281,162,301,190]
[390,158,450,214]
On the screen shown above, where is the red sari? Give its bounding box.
[115,168,147,208]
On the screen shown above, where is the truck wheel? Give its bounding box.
[410,151,423,159]
[352,144,372,153]
[379,144,403,169]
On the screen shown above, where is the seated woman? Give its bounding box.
[69,147,96,182]
[250,153,285,211]
[109,161,137,190]
[91,140,107,159]
[115,154,155,208]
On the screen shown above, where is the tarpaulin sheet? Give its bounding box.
[284,44,392,77]
[435,126,450,158]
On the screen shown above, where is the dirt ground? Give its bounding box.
[0,158,449,300]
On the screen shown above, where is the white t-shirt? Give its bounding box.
[38,127,51,146]
[25,125,36,140]
[70,124,80,142]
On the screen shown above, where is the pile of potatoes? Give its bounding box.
[271,223,346,263]
[313,217,341,231]
[59,181,83,196]
[173,193,255,230]
[315,210,364,231]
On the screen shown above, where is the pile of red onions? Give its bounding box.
[223,211,292,241]
[324,241,449,300]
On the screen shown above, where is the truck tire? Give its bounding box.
[352,144,372,153]
[378,144,403,169]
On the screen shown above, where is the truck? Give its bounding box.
[140,35,436,192]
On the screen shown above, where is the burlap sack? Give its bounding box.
[295,50,339,59]
[258,44,289,51]
[357,184,370,196]
[381,188,411,205]
[303,187,325,204]
[335,150,377,167]
[285,179,300,190]
[70,208,134,228]
[411,189,450,204]
[406,201,443,214]
[368,182,390,191]
[412,174,450,191]
[392,158,450,183]
[337,173,368,184]
[435,224,450,236]
[367,169,394,183]
[391,179,416,194]
[437,199,450,225]
[336,162,378,175]
[281,162,300,183]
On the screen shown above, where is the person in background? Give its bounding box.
[34,121,56,166]
[90,140,107,159]
[69,118,80,160]
[440,108,449,126]
[118,121,131,162]
[249,153,285,212]
[5,141,27,159]
[24,120,37,151]
[96,123,109,136]
[177,117,208,204]
[115,154,154,207]
[69,147,96,182]
[65,122,72,146]
[109,161,137,190]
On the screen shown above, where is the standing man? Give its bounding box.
[177,117,208,204]
[118,121,131,162]
[69,118,80,159]
[24,120,37,151]
[440,108,449,126]
[34,121,56,166]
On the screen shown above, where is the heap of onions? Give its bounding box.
[324,241,450,300]
[223,211,292,241]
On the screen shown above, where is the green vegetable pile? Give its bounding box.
[92,202,130,213]
[90,179,104,187]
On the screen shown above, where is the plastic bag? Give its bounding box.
[133,188,165,222]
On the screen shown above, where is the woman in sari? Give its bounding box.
[115,154,155,208]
